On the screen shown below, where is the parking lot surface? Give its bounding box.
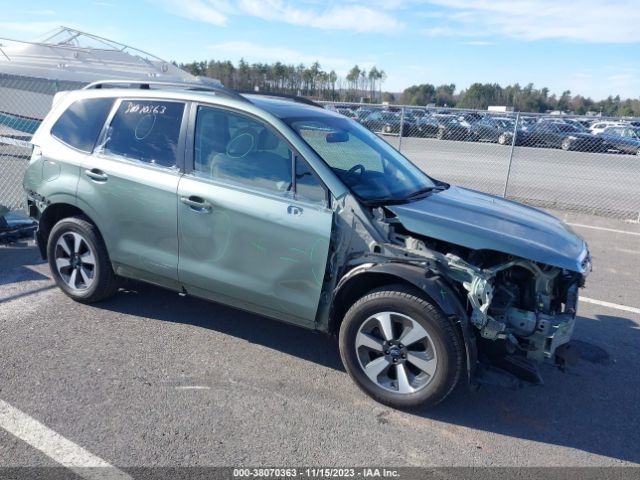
[0,210,639,470]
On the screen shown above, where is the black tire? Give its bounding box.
[561,137,572,151]
[339,284,464,409]
[498,133,507,145]
[436,128,445,140]
[47,216,118,303]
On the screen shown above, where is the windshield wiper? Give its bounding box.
[404,184,447,201]
[362,184,448,207]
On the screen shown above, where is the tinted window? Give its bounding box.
[51,98,114,152]
[193,106,292,194]
[102,100,185,167]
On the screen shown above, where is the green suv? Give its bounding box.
[24,81,591,408]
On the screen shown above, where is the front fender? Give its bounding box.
[332,262,478,380]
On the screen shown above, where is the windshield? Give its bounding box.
[285,115,437,203]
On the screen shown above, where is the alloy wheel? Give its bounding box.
[355,311,438,394]
[54,232,96,291]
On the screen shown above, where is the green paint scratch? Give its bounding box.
[279,256,300,264]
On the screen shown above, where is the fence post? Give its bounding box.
[398,107,405,152]
[502,111,519,198]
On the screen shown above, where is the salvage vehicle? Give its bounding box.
[24,81,591,409]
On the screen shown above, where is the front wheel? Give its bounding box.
[561,137,573,151]
[339,285,464,409]
[47,216,118,303]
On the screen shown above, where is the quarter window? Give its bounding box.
[102,100,185,168]
[51,97,114,152]
[193,106,293,194]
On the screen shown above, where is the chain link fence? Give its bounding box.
[1,78,639,221]
[325,102,640,221]
[0,74,84,211]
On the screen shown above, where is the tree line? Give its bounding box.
[179,59,640,116]
[179,59,386,102]
[401,82,640,117]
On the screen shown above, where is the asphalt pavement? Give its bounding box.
[0,210,638,471]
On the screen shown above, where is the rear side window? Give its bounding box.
[102,100,185,168]
[51,98,114,152]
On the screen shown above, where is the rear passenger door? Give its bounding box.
[177,104,333,327]
[76,98,187,289]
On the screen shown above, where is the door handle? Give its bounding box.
[180,195,212,212]
[84,169,108,182]
[287,205,303,216]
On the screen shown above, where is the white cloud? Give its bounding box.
[160,0,402,32]
[424,0,640,43]
[159,0,230,26]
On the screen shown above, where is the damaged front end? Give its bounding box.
[388,223,591,386]
[329,189,591,389]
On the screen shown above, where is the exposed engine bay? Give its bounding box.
[331,199,590,386]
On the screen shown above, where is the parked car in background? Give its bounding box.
[589,121,625,135]
[361,110,412,136]
[517,122,606,151]
[412,115,441,138]
[598,126,640,155]
[469,117,515,143]
[435,115,472,141]
[336,108,358,120]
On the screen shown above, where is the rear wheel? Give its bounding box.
[339,285,464,409]
[561,137,573,151]
[47,216,118,303]
[436,128,445,140]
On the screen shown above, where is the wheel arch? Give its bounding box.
[329,262,478,380]
[36,203,98,259]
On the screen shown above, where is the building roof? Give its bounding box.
[0,26,195,84]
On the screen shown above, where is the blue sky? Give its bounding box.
[1,0,639,100]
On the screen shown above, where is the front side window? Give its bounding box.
[193,106,293,194]
[101,100,185,168]
[51,97,114,152]
[285,115,436,204]
[294,157,326,206]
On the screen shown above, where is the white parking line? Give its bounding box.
[0,399,132,480]
[580,296,640,315]
[175,386,210,390]
[567,223,640,236]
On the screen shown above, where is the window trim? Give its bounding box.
[185,102,330,208]
[94,96,189,172]
[50,97,116,154]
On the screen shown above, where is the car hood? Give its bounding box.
[386,186,588,272]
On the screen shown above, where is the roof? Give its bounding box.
[246,95,339,119]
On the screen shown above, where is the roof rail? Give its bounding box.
[83,80,250,103]
[239,91,324,109]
